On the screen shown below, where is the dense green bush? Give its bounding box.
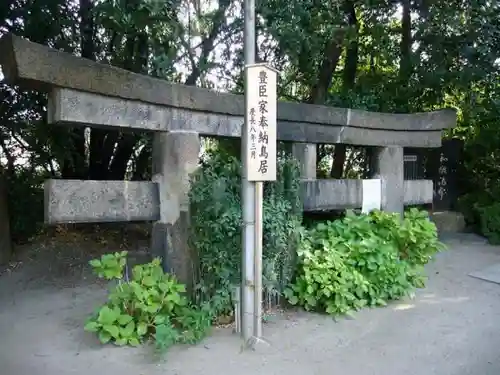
[478,203,500,244]
[189,150,302,312]
[457,190,496,229]
[84,251,212,351]
[370,208,445,266]
[5,168,46,242]
[284,208,444,316]
[457,189,500,244]
[458,123,500,240]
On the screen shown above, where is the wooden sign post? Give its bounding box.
[243,63,278,346]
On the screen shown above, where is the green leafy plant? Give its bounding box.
[457,191,494,229]
[84,252,213,351]
[479,202,500,244]
[285,209,444,317]
[371,208,446,266]
[89,251,128,280]
[189,149,302,312]
[4,168,46,242]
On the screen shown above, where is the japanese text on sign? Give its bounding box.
[245,64,277,181]
[436,152,448,200]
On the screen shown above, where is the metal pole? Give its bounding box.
[253,181,263,338]
[241,0,256,343]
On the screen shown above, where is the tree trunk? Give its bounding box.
[342,0,359,95]
[308,39,343,105]
[330,0,359,179]
[60,0,95,179]
[131,141,152,180]
[0,134,15,178]
[399,0,412,81]
[397,0,412,112]
[108,134,139,180]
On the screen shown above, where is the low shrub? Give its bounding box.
[456,189,500,244]
[5,168,46,242]
[84,251,212,351]
[284,208,444,316]
[370,208,445,266]
[457,190,497,231]
[479,203,500,244]
[189,150,302,312]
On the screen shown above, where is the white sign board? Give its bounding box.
[361,179,381,213]
[244,63,277,182]
[403,155,418,162]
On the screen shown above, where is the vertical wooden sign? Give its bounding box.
[244,63,278,182]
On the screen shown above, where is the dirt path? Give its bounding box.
[1,233,499,375]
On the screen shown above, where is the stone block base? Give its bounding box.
[430,211,466,233]
[150,213,195,291]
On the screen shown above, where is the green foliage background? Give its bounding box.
[189,148,302,312]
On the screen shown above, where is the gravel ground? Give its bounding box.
[0,232,499,375]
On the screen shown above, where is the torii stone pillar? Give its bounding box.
[291,143,317,179]
[151,130,200,290]
[371,146,404,216]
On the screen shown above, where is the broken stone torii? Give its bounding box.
[0,34,457,287]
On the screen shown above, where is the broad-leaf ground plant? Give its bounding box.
[284,208,445,316]
[84,252,213,351]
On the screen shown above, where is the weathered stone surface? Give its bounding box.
[152,131,200,220]
[44,180,160,224]
[0,174,12,265]
[346,108,457,131]
[47,88,168,132]
[151,131,200,288]
[48,88,445,147]
[303,180,362,211]
[2,34,456,132]
[292,143,317,179]
[302,179,432,211]
[44,177,434,224]
[403,179,433,204]
[331,127,442,147]
[371,147,404,216]
[430,211,466,233]
[151,216,196,287]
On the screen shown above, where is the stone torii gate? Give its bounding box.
[0,34,457,287]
